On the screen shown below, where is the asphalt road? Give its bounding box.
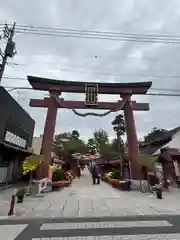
[2,214,180,240]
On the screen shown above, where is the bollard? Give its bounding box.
[8,189,17,216]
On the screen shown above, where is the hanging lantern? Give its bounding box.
[85,84,98,105]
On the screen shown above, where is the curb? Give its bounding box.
[1,213,180,222]
[0,184,13,192]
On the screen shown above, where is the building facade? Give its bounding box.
[32,134,57,158]
[0,87,35,183]
[139,127,180,182]
[32,135,43,155]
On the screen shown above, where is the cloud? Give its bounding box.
[1,0,180,141]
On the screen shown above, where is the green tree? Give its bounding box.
[92,129,112,155]
[71,130,80,140]
[143,127,167,143]
[53,130,87,159]
[111,114,126,158]
[111,137,124,153]
[87,138,97,154]
[112,114,126,137]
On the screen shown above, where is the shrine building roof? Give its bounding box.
[27,75,152,94]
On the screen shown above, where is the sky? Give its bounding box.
[1,0,180,142]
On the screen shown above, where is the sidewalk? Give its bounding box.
[1,168,180,218]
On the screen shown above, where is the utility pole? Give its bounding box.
[0,22,16,84]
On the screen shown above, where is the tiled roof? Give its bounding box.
[139,145,163,155]
[168,148,180,155]
[139,126,180,155]
[96,152,121,164]
[141,127,180,147]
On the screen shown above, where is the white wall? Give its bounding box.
[164,130,180,150]
[153,130,180,155]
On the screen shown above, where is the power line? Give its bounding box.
[5,62,180,84]
[147,93,180,97]
[1,25,180,96]
[5,62,180,81]
[15,30,180,44]
[3,68,180,80]
[5,24,180,40]
[151,87,180,92]
[3,85,180,96]
[8,53,157,65]
[2,24,180,44]
[4,86,33,91]
[3,76,26,81]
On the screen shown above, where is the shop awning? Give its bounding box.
[104,159,121,165]
[96,158,121,165]
[0,141,32,155]
[72,153,102,160]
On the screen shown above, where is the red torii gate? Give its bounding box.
[28,75,152,180]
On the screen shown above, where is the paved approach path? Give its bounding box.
[3,167,180,218]
[1,167,180,218]
[1,168,180,239]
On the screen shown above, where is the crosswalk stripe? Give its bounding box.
[40,220,173,230]
[0,224,28,240]
[32,234,180,240]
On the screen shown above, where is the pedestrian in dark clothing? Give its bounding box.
[92,164,101,184]
[176,176,180,188]
[77,165,81,179]
[124,171,131,191]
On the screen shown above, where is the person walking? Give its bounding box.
[92,163,101,184]
[176,176,180,188]
[124,171,131,191]
[77,165,81,179]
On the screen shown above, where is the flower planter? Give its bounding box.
[108,179,121,188]
[104,179,130,191]
[69,170,76,179]
[65,171,74,181]
[52,181,61,189]
[52,180,71,189]
[104,179,109,183]
[102,178,121,189]
[114,183,121,188]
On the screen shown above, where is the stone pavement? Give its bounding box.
[1,167,180,218]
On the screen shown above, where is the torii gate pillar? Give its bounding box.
[122,95,140,180]
[38,92,59,179]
